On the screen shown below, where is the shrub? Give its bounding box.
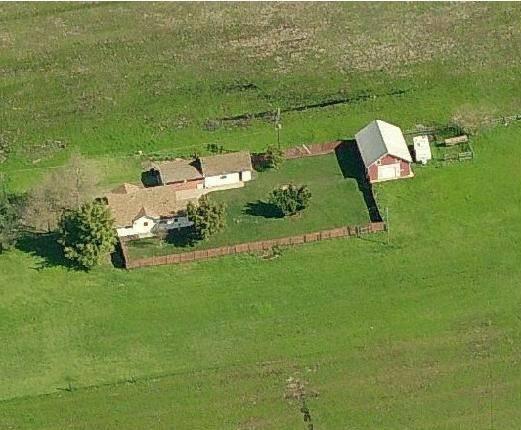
[186,195,226,242]
[207,143,224,154]
[265,145,284,169]
[268,184,311,217]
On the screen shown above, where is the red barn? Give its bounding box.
[355,120,413,183]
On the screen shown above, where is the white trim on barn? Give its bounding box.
[355,120,412,167]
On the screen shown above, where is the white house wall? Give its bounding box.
[116,215,193,238]
[157,216,193,230]
[241,170,252,182]
[204,172,241,188]
[117,215,157,237]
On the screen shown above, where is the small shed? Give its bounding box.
[199,151,253,189]
[355,120,413,183]
[413,135,432,164]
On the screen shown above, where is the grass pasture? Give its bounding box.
[1,124,521,429]
[127,153,369,259]
[1,3,521,174]
[1,2,521,429]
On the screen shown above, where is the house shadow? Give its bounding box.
[243,200,283,218]
[335,140,383,222]
[15,232,72,270]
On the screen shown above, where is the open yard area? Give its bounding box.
[127,153,369,259]
[1,2,521,429]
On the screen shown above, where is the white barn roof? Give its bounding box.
[355,120,412,167]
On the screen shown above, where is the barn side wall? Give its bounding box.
[367,154,411,182]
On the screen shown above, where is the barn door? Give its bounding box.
[378,163,400,180]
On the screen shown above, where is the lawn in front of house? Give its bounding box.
[126,153,369,259]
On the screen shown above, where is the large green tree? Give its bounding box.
[186,195,226,242]
[268,184,312,217]
[58,201,116,269]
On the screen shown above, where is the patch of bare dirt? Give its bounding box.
[284,376,319,401]
[236,417,270,430]
[0,31,13,48]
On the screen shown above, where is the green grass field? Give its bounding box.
[1,3,521,429]
[1,124,521,429]
[127,153,369,259]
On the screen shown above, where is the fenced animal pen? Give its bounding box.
[404,125,475,164]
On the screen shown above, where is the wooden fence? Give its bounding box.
[121,222,386,269]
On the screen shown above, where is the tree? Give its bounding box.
[58,201,116,269]
[0,177,23,252]
[186,195,226,242]
[268,184,311,217]
[265,145,284,169]
[23,153,99,232]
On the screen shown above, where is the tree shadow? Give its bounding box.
[243,200,283,218]
[141,169,161,187]
[110,240,126,269]
[251,153,270,172]
[335,140,383,222]
[164,228,195,248]
[15,231,73,270]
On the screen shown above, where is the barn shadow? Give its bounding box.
[16,232,72,270]
[335,140,382,222]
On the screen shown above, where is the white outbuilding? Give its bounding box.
[413,135,432,165]
[199,151,253,189]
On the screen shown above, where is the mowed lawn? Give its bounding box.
[1,125,521,429]
[127,153,369,259]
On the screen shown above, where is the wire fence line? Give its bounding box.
[4,113,521,174]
